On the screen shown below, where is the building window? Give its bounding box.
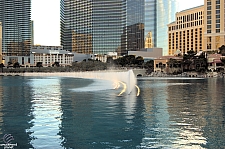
[216,0,220,4]
[216,24,220,28]
[207,44,211,49]
[216,10,220,14]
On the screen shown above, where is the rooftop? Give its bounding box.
[178,5,204,13]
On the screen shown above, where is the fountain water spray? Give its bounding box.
[24,70,137,94]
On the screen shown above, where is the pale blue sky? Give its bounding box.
[31,0,204,46]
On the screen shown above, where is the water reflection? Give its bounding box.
[138,77,225,148]
[59,78,144,148]
[0,76,34,148]
[138,79,176,148]
[0,76,224,148]
[29,77,62,149]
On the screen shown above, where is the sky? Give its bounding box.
[31,0,204,46]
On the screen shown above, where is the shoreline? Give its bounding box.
[147,71,224,78]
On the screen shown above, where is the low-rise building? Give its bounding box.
[207,54,224,72]
[128,48,163,61]
[30,45,74,67]
[154,56,183,73]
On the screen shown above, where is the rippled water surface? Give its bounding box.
[0,76,225,148]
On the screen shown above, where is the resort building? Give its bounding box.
[0,0,31,56]
[30,45,74,67]
[154,56,182,73]
[207,53,223,72]
[60,0,178,56]
[204,0,225,51]
[168,5,204,56]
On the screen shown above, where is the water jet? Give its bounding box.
[24,70,137,95]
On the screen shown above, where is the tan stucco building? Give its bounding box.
[168,5,204,56]
[204,0,225,51]
[168,0,225,55]
[154,56,182,73]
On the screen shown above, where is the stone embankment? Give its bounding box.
[148,71,225,78]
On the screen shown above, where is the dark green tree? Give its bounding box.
[219,45,225,56]
[36,62,43,68]
[0,63,4,72]
[135,56,144,66]
[144,60,154,74]
[13,62,20,68]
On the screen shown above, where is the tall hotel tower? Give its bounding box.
[61,0,126,55]
[0,0,31,56]
[60,0,177,55]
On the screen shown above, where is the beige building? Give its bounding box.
[0,22,2,64]
[154,56,182,73]
[145,31,154,48]
[204,0,225,51]
[30,45,74,67]
[168,5,204,56]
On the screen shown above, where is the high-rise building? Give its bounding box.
[156,0,178,55]
[0,0,31,56]
[168,0,225,55]
[168,6,204,55]
[31,20,34,46]
[60,0,178,56]
[0,22,2,63]
[61,0,126,55]
[204,0,225,51]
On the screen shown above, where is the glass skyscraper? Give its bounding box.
[61,0,177,55]
[156,0,178,55]
[0,0,31,56]
[61,0,126,55]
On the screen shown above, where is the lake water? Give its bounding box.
[0,76,224,148]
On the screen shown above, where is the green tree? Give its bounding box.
[167,58,181,74]
[135,56,144,66]
[144,60,154,74]
[13,62,20,68]
[52,62,60,67]
[219,45,225,56]
[0,63,4,72]
[182,50,197,72]
[36,62,43,68]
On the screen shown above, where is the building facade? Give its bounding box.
[156,0,178,55]
[30,45,74,67]
[168,6,204,55]
[0,22,2,63]
[61,0,178,56]
[0,0,31,56]
[128,48,163,60]
[61,0,126,55]
[204,0,225,51]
